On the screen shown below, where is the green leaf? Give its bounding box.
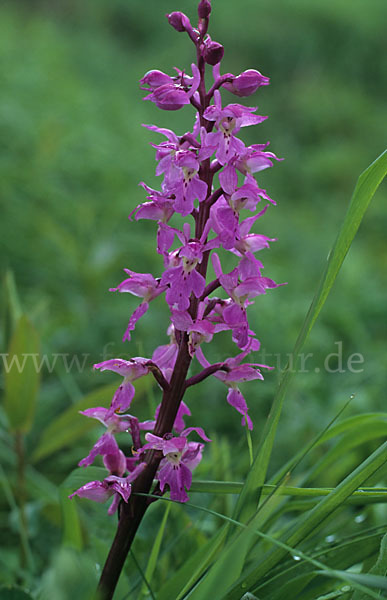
[317,413,387,445]
[190,480,243,494]
[59,487,83,551]
[32,383,118,462]
[264,572,316,600]
[368,532,387,577]
[226,441,387,598]
[3,315,40,433]
[61,466,107,491]
[305,419,387,484]
[233,150,387,524]
[140,503,171,598]
[191,480,387,505]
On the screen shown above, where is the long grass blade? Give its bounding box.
[140,503,171,598]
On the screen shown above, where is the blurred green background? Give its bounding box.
[0,0,386,595]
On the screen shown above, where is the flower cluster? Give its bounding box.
[70,0,282,514]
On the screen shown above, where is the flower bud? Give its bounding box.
[223,69,270,97]
[198,0,211,19]
[140,70,173,90]
[166,11,191,32]
[203,40,224,66]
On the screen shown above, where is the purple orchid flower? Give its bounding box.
[203,90,267,165]
[146,134,207,216]
[140,70,174,90]
[223,69,270,97]
[213,252,280,302]
[109,269,167,342]
[166,11,192,34]
[142,64,200,111]
[146,84,191,111]
[235,144,282,176]
[171,307,215,356]
[209,197,239,250]
[130,183,175,224]
[77,407,153,469]
[218,166,276,211]
[79,432,122,469]
[230,176,276,211]
[151,324,179,382]
[161,224,209,311]
[203,36,224,66]
[69,463,146,515]
[93,358,150,413]
[196,342,271,429]
[103,449,127,477]
[170,151,208,215]
[209,199,271,254]
[140,428,211,502]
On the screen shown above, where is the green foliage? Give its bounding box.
[4,315,40,433]
[39,548,98,600]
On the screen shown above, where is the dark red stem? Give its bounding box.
[146,361,170,392]
[200,278,221,300]
[185,362,229,388]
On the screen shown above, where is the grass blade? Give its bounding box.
[190,480,387,505]
[140,503,172,598]
[352,533,387,600]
